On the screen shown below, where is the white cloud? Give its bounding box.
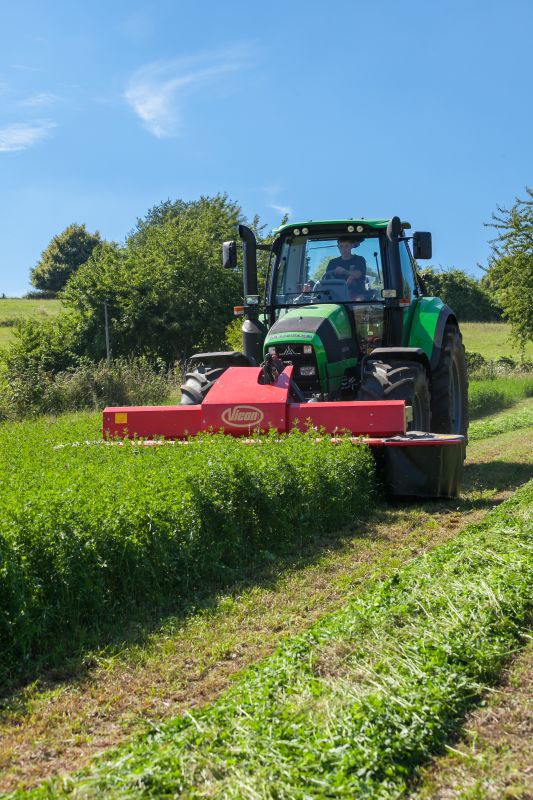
[263,185,292,220]
[0,121,56,152]
[270,203,292,219]
[124,49,248,138]
[19,92,61,109]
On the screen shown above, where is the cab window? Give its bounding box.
[399,240,417,303]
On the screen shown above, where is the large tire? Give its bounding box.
[357,360,431,431]
[431,324,468,437]
[180,365,226,405]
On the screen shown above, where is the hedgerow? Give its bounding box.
[0,418,375,685]
[18,481,531,799]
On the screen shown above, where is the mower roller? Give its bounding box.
[103,215,468,497]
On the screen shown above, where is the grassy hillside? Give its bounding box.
[460,321,533,361]
[0,298,61,350]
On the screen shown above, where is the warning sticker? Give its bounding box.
[115,413,128,424]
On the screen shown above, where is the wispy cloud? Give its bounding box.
[124,48,248,138]
[19,91,61,109]
[0,121,56,152]
[263,185,292,221]
[270,203,292,219]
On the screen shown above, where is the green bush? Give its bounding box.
[0,424,375,685]
[42,357,174,412]
[0,313,229,422]
[419,268,501,322]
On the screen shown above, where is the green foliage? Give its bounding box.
[224,317,243,352]
[61,195,245,362]
[0,313,84,415]
[30,223,102,294]
[0,423,375,685]
[21,482,533,799]
[0,343,174,419]
[484,188,533,353]
[418,267,501,322]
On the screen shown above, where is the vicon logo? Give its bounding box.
[221,405,264,428]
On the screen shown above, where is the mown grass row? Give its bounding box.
[469,400,533,441]
[15,480,531,800]
[0,419,375,687]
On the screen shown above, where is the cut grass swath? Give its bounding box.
[14,480,532,799]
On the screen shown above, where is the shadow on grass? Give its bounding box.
[2,460,531,705]
[463,459,533,496]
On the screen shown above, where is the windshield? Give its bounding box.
[273,234,384,305]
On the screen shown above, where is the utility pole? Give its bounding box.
[103,300,111,362]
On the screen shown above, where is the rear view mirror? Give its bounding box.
[412,232,432,260]
[223,240,237,269]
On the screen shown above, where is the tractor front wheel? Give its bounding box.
[180,365,226,405]
[431,324,468,437]
[357,360,431,431]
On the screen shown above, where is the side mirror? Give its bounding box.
[222,240,237,269]
[412,232,432,260]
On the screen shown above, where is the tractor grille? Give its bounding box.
[272,343,320,391]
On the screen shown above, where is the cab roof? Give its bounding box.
[273,218,411,236]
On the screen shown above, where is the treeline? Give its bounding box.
[418,267,501,322]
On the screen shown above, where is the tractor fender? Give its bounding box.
[365,347,431,375]
[428,306,459,369]
[407,299,458,370]
[189,351,252,369]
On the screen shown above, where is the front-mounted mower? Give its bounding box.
[103,216,468,497]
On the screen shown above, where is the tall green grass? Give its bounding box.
[469,376,533,419]
[0,421,375,686]
[16,481,532,799]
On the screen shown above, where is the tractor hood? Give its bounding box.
[265,304,356,361]
[264,304,358,396]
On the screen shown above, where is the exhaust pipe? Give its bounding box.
[238,224,266,365]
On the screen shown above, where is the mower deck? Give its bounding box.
[103,366,465,497]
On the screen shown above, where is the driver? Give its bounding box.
[325,237,367,298]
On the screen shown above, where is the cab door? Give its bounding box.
[398,239,420,344]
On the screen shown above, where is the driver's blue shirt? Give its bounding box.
[325,255,366,294]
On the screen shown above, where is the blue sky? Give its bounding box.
[0,0,531,296]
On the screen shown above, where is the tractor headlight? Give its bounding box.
[299,366,316,377]
[303,345,313,354]
[268,346,277,355]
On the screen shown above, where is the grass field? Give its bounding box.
[6,469,532,798]
[460,321,533,361]
[0,298,61,349]
[0,397,531,796]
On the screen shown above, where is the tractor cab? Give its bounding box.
[254,219,428,400]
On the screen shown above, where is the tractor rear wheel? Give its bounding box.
[431,324,468,437]
[180,365,226,405]
[357,360,431,431]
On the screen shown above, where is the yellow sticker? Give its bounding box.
[115,412,128,424]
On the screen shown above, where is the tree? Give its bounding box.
[418,266,501,322]
[61,195,245,362]
[31,224,102,294]
[485,188,533,353]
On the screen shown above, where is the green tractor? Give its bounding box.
[181,216,468,442]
